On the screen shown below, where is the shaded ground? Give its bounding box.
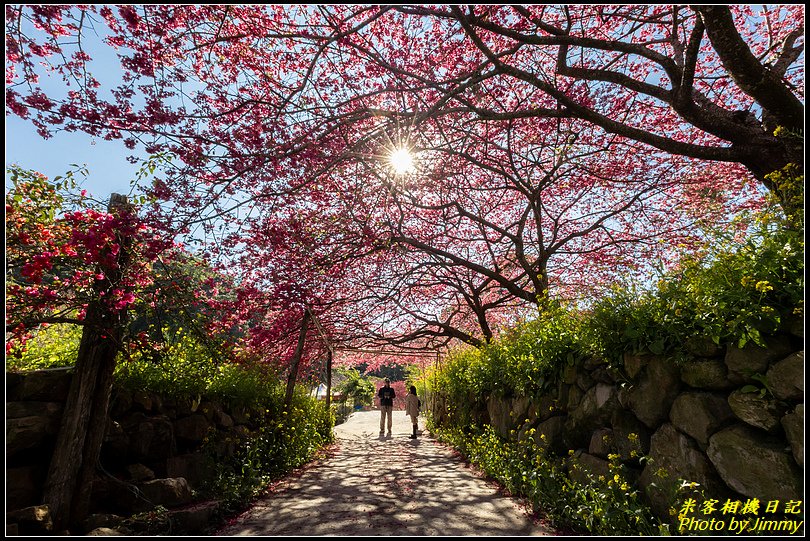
[216,410,560,536]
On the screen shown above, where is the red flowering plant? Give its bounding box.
[5,166,170,357]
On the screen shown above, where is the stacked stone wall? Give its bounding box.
[431,330,804,521]
[6,370,264,533]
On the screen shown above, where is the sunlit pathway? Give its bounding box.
[216,410,558,536]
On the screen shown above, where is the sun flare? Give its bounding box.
[389,147,415,175]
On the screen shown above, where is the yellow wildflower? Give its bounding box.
[755,281,773,293]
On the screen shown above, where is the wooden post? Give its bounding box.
[42,194,132,530]
[433,349,440,417]
[325,348,333,410]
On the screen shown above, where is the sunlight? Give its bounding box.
[389,147,415,175]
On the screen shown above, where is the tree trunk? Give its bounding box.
[284,309,311,409]
[42,194,132,531]
[695,6,804,132]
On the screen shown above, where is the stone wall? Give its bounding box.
[431,330,804,521]
[6,368,267,533]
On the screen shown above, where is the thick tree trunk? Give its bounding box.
[71,327,120,522]
[42,194,132,531]
[695,6,804,132]
[284,309,311,409]
[44,318,121,529]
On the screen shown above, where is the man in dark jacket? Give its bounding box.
[378,378,396,437]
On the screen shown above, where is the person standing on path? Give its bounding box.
[378,378,396,437]
[404,386,420,439]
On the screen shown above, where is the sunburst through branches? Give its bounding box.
[389,146,415,175]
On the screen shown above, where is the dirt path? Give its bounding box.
[216,410,559,536]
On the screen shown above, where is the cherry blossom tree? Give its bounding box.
[7,8,801,526]
[7,3,794,360]
[6,5,802,221]
[6,167,170,530]
[291,113,763,351]
[384,6,803,196]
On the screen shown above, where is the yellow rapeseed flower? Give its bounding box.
[755,281,773,293]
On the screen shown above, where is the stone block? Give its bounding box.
[765,351,804,401]
[6,414,61,458]
[611,410,650,462]
[725,338,795,384]
[167,453,214,488]
[727,390,784,433]
[670,392,735,448]
[6,368,73,401]
[174,414,213,444]
[781,404,804,467]
[568,451,610,485]
[6,505,53,535]
[137,478,193,508]
[707,424,802,502]
[535,415,566,455]
[684,336,725,358]
[639,424,728,520]
[588,428,614,458]
[168,500,221,534]
[680,358,733,390]
[565,384,619,449]
[625,356,681,428]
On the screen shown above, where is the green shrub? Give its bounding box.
[6,323,83,371]
[432,302,585,405]
[199,388,334,511]
[335,368,375,407]
[432,423,668,535]
[657,219,803,350]
[585,213,803,365]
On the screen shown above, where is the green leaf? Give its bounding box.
[624,326,639,339]
[649,339,665,355]
[748,328,764,347]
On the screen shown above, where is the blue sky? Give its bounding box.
[5,7,146,200]
[5,111,142,199]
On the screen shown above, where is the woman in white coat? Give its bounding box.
[404,386,421,439]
